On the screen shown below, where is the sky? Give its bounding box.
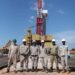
[0,0,75,49]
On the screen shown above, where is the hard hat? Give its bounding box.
[13,39,17,43]
[61,38,66,42]
[32,40,36,42]
[52,39,56,42]
[41,40,44,42]
[22,39,26,42]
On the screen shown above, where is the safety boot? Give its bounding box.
[6,69,9,73]
[62,69,66,73]
[14,70,17,73]
[32,67,34,72]
[50,67,53,72]
[35,67,38,72]
[45,67,48,73]
[66,70,70,74]
[42,66,45,72]
[56,67,60,73]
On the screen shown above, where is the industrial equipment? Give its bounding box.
[24,0,53,48]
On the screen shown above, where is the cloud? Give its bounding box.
[53,30,75,49]
[57,9,65,15]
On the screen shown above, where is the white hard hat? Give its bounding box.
[52,39,56,42]
[32,40,36,42]
[41,40,44,42]
[22,39,26,42]
[61,38,66,41]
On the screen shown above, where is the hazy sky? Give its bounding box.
[0,0,75,49]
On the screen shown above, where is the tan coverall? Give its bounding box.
[39,46,47,69]
[7,42,18,72]
[30,46,39,70]
[19,44,30,71]
[50,45,59,70]
[59,45,70,71]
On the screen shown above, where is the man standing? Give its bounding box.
[50,39,59,72]
[30,40,39,72]
[59,39,70,73]
[7,39,18,73]
[39,40,47,71]
[19,39,30,72]
[45,47,51,72]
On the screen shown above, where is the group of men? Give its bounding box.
[6,38,70,73]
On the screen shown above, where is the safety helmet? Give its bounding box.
[13,39,17,43]
[41,40,44,43]
[61,38,66,42]
[22,39,26,42]
[52,39,56,42]
[32,40,36,42]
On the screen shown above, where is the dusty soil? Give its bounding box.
[0,68,75,75]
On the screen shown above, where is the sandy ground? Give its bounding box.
[0,68,75,75]
[0,58,75,75]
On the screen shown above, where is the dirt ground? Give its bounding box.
[0,59,75,75]
[0,68,75,75]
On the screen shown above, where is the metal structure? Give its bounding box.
[36,0,48,35]
[24,0,52,48]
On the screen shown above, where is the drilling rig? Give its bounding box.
[36,0,48,35]
[24,0,53,47]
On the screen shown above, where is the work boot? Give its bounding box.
[50,67,53,72]
[42,69,44,72]
[62,69,66,73]
[56,67,60,73]
[45,67,48,73]
[66,70,70,74]
[6,69,9,73]
[14,70,17,73]
[43,67,46,71]
[20,67,23,72]
[20,69,23,72]
[25,68,29,72]
[20,70,23,72]
[42,67,45,72]
[35,67,38,72]
[32,67,34,72]
[26,69,29,72]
